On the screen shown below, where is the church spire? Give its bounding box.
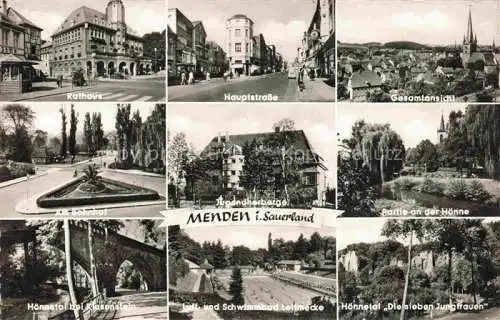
[467,5,474,42]
[438,112,446,132]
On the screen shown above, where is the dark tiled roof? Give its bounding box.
[201,130,323,166]
[350,71,382,89]
[228,14,253,22]
[53,6,107,35]
[7,8,42,30]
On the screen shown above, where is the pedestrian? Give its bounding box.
[58,74,63,88]
[206,71,211,81]
[224,71,228,82]
[188,70,194,84]
[297,66,306,92]
[180,70,186,85]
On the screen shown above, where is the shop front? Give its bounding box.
[0,54,38,94]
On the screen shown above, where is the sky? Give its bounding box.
[185,225,335,250]
[9,0,165,40]
[11,102,158,137]
[337,103,467,149]
[168,103,337,187]
[338,0,500,45]
[337,218,500,251]
[168,0,319,62]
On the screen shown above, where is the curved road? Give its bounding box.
[0,159,164,218]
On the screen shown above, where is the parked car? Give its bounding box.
[287,68,297,79]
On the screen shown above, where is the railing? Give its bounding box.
[47,293,106,320]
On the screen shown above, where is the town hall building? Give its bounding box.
[50,0,151,79]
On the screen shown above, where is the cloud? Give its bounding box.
[24,10,65,39]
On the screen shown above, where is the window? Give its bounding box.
[235,29,241,37]
[231,159,236,163]
[245,29,248,37]
[235,43,241,52]
[245,43,248,52]
[231,170,236,175]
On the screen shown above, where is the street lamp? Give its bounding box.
[154,47,157,73]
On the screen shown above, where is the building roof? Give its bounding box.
[200,259,214,269]
[53,6,108,36]
[41,41,52,49]
[350,71,383,89]
[228,14,253,23]
[201,129,325,168]
[7,8,43,30]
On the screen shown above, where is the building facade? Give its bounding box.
[192,21,207,74]
[167,26,177,77]
[206,40,227,75]
[200,128,329,205]
[51,0,151,79]
[168,8,195,76]
[252,34,267,74]
[0,1,43,94]
[300,0,335,77]
[225,14,254,76]
[39,41,52,77]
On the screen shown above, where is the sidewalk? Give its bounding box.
[104,168,165,178]
[0,81,92,101]
[300,77,335,101]
[0,169,54,189]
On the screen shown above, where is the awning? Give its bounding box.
[0,54,38,65]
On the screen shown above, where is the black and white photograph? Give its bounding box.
[337,103,500,217]
[0,0,166,102]
[338,218,500,320]
[337,0,500,103]
[167,0,335,102]
[0,102,165,218]
[167,103,336,209]
[168,224,335,319]
[0,219,167,320]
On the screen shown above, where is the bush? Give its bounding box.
[416,178,445,195]
[445,179,468,200]
[394,177,418,191]
[464,180,492,202]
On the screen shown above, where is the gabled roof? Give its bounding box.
[53,6,108,36]
[350,71,383,89]
[7,8,43,30]
[201,129,325,168]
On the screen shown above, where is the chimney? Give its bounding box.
[217,132,221,143]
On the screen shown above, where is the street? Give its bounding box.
[168,72,334,102]
[19,79,165,102]
[0,160,165,218]
[92,291,167,320]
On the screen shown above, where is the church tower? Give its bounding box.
[462,6,477,56]
[437,112,447,144]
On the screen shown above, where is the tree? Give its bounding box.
[273,118,295,131]
[465,105,500,179]
[309,232,323,253]
[168,132,189,186]
[115,104,132,167]
[87,220,99,297]
[229,266,244,305]
[382,220,427,320]
[2,104,35,162]
[239,139,275,199]
[83,112,93,155]
[92,113,104,152]
[59,107,67,157]
[142,30,166,72]
[32,130,48,148]
[69,105,78,157]
[414,139,440,172]
[63,220,80,319]
[293,233,309,260]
